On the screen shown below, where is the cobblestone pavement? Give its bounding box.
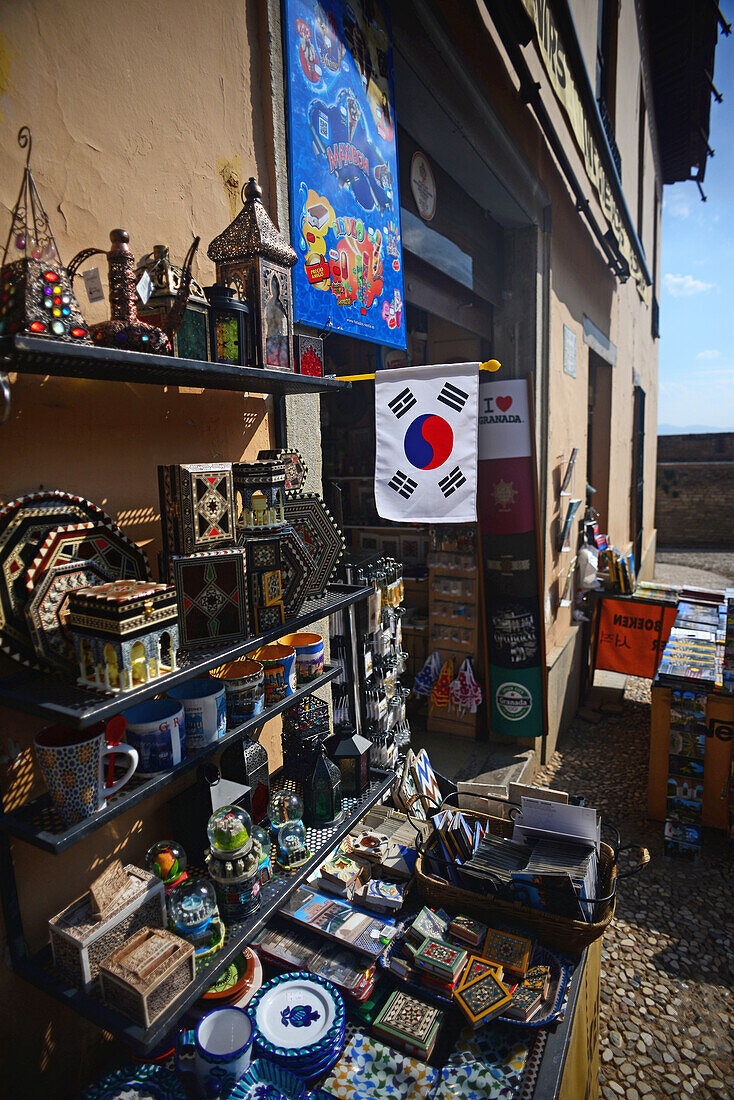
[532,677,733,1100]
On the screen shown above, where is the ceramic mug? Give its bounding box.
[176,1006,253,1097]
[34,723,138,828]
[217,659,265,726]
[167,678,226,751]
[279,631,324,683]
[253,644,296,707]
[121,699,186,776]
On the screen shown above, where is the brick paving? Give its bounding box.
[532,677,733,1099]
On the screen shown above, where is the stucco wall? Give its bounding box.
[0,3,291,1093]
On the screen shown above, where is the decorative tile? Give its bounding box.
[254,602,285,633]
[173,549,248,648]
[244,536,282,573]
[283,493,344,597]
[321,1030,438,1100]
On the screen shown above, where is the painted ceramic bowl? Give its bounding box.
[279,631,324,683]
[218,659,265,725]
[253,644,296,706]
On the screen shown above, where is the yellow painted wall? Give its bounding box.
[0,3,284,1094]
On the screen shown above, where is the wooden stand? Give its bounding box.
[648,683,733,829]
[427,549,482,738]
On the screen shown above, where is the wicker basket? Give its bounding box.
[414,808,618,954]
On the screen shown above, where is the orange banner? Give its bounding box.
[595,598,677,679]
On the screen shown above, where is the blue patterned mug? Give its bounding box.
[176,1006,253,1097]
[34,723,138,828]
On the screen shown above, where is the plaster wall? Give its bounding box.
[0,2,294,1093]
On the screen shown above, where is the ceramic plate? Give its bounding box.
[268,1019,346,1073]
[79,1063,186,1100]
[283,494,344,597]
[0,491,117,665]
[230,1058,306,1100]
[250,972,344,1058]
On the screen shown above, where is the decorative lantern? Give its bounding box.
[330,729,373,797]
[204,283,250,366]
[0,127,91,344]
[219,737,271,823]
[295,330,324,377]
[207,176,296,371]
[136,244,210,360]
[303,746,342,827]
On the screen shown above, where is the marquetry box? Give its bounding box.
[48,865,166,991]
[172,549,249,648]
[67,579,179,692]
[100,926,195,1028]
[158,462,236,568]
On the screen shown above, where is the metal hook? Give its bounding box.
[17,126,32,169]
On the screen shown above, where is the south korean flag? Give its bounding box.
[375,362,479,522]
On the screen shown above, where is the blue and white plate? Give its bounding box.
[228,1058,306,1100]
[249,972,345,1061]
[79,1063,186,1100]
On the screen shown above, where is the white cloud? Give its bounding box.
[696,349,720,360]
[663,192,691,219]
[663,273,714,297]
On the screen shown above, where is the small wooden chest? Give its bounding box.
[48,864,166,991]
[100,926,195,1028]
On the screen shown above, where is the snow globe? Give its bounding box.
[207,804,252,857]
[267,791,303,839]
[276,820,310,870]
[144,839,187,895]
[168,879,222,955]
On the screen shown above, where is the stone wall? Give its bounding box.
[656,434,734,546]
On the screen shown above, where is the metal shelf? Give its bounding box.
[0,665,341,854]
[0,335,349,395]
[16,769,394,1055]
[0,584,371,728]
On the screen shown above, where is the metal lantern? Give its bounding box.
[219,737,271,823]
[204,283,250,367]
[207,176,296,371]
[303,745,342,827]
[136,244,210,361]
[330,729,373,797]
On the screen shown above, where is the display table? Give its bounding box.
[648,681,733,830]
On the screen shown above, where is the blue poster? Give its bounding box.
[283,0,406,349]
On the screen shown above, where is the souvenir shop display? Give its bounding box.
[252,923,378,1004]
[0,127,91,344]
[329,729,373,797]
[68,579,179,692]
[167,878,224,957]
[99,927,196,1028]
[135,242,211,361]
[72,228,198,354]
[48,862,166,991]
[0,489,151,668]
[205,804,262,921]
[278,885,398,960]
[158,462,236,565]
[145,840,188,895]
[207,175,297,371]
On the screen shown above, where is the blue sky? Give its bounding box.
[658,6,734,431]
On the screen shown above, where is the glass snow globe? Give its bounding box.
[277,820,309,868]
[168,878,218,945]
[207,804,252,856]
[268,791,303,831]
[144,839,187,892]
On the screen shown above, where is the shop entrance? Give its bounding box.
[587,351,613,534]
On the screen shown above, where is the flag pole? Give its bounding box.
[333,359,502,382]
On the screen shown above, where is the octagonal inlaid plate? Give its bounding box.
[0,491,116,665]
[25,558,113,671]
[283,493,344,598]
